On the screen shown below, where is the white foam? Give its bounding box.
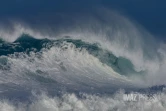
[1,91,166,111]
[0,43,140,96]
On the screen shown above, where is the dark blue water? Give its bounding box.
[0,0,166,38]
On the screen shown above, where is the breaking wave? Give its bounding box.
[0,9,166,111]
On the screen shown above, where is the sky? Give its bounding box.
[0,0,165,39]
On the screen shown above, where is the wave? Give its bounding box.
[0,8,166,110]
[0,34,142,98]
[0,34,142,76]
[0,33,165,97]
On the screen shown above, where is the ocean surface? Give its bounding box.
[0,0,166,111]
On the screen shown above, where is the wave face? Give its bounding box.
[0,10,166,111]
[0,34,140,95]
